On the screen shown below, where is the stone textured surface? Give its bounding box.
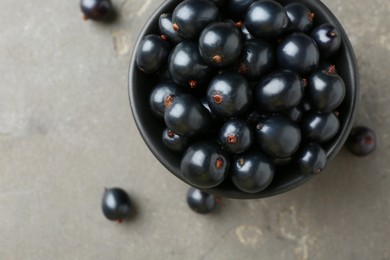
[0,0,389,259]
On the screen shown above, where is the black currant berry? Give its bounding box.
[207,72,252,118]
[218,118,253,154]
[181,142,229,188]
[237,39,274,80]
[199,22,242,68]
[245,0,288,39]
[164,94,211,137]
[296,143,327,175]
[102,187,132,222]
[172,0,219,39]
[277,32,319,75]
[80,0,113,20]
[231,152,275,193]
[307,67,346,113]
[159,13,183,45]
[255,70,303,112]
[311,23,341,58]
[345,126,376,156]
[256,116,301,158]
[186,187,217,214]
[301,112,340,143]
[162,128,189,153]
[168,41,213,88]
[136,34,171,74]
[284,2,314,33]
[149,82,181,119]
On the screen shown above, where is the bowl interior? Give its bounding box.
[129,0,359,199]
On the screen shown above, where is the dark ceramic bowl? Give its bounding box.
[129,0,359,199]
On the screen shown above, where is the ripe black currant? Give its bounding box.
[102,188,132,222]
[346,126,376,156]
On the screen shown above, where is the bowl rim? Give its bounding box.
[129,0,360,199]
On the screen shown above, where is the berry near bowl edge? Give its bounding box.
[128,0,359,199]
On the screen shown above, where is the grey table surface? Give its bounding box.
[1,0,389,259]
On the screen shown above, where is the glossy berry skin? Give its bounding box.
[162,128,189,153]
[102,188,132,222]
[80,0,113,20]
[159,13,183,45]
[149,82,181,119]
[307,68,346,113]
[256,116,301,158]
[227,0,256,20]
[172,0,219,39]
[277,32,320,75]
[245,0,288,39]
[311,23,341,58]
[218,118,253,154]
[207,72,252,119]
[231,152,275,193]
[181,142,230,188]
[301,112,340,143]
[256,70,303,112]
[346,126,376,156]
[169,41,212,88]
[238,39,274,80]
[285,2,314,33]
[296,143,327,175]
[199,22,242,68]
[186,187,217,214]
[164,94,211,137]
[136,34,171,74]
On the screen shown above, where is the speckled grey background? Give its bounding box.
[0,0,389,259]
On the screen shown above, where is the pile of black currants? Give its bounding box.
[135,0,347,194]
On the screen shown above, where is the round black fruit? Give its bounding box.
[218,118,253,154]
[345,126,376,157]
[136,34,171,74]
[159,13,183,45]
[256,116,301,158]
[255,70,303,112]
[164,94,211,137]
[237,39,274,80]
[80,0,113,20]
[186,187,217,214]
[231,152,275,193]
[277,32,319,75]
[172,0,219,39]
[285,2,314,33]
[199,22,242,68]
[301,112,340,143]
[181,142,230,188]
[311,23,341,58]
[207,72,252,118]
[245,0,288,39]
[169,41,213,88]
[307,67,346,113]
[296,143,327,175]
[149,82,181,119]
[162,128,189,153]
[102,187,132,222]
